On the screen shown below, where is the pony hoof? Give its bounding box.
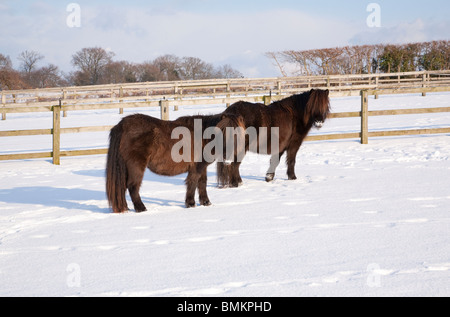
[288,176,297,181]
[265,173,275,182]
[201,200,212,207]
[185,201,196,208]
[134,203,147,213]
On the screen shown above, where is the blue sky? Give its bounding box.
[1,0,449,77]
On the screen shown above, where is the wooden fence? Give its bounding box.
[0,75,449,165]
[305,86,450,144]
[2,70,450,121]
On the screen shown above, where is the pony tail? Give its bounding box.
[106,124,129,213]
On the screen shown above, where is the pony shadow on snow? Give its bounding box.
[0,186,111,214]
[0,166,218,213]
[0,183,189,213]
[73,167,272,208]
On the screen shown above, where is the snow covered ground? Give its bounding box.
[0,93,449,297]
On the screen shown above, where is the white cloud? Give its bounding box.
[10,4,449,78]
[1,3,359,76]
[350,19,450,45]
[67,8,356,76]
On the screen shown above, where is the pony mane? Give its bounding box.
[215,113,245,131]
[305,89,330,126]
[269,91,309,113]
[271,89,330,126]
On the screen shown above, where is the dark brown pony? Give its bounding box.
[217,89,330,187]
[106,113,244,213]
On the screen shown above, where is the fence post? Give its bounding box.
[1,92,5,120]
[422,74,427,97]
[160,99,169,121]
[226,81,231,108]
[119,86,124,114]
[52,103,61,165]
[361,90,369,145]
[62,89,68,117]
[374,77,379,99]
[174,94,180,111]
[263,95,272,106]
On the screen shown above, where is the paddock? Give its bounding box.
[0,76,449,297]
[0,126,449,296]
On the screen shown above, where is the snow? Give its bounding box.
[1,93,450,297]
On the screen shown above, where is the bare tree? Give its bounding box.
[279,50,315,76]
[102,61,138,84]
[180,57,216,80]
[18,50,44,74]
[265,52,288,77]
[268,41,449,77]
[28,64,66,88]
[216,64,243,79]
[152,54,181,81]
[307,48,343,75]
[136,61,161,82]
[0,54,13,70]
[71,47,115,85]
[1,54,27,90]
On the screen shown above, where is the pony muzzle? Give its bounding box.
[314,121,324,129]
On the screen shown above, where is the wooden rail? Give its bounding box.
[0,84,449,164]
[1,70,450,120]
[305,86,450,144]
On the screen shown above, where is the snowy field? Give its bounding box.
[0,93,449,297]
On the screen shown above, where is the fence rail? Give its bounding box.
[2,70,450,120]
[0,75,449,164]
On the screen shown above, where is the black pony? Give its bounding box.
[106,113,244,213]
[217,89,330,187]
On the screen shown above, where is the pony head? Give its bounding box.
[304,89,331,129]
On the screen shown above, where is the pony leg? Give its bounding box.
[127,163,147,213]
[229,162,243,187]
[185,170,201,208]
[198,168,212,206]
[286,144,302,180]
[266,150,285,182]
[217,161,243,188]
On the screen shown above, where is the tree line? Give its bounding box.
[0,47,243,90]
[266,40,450,76]
[2,40,449,90]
